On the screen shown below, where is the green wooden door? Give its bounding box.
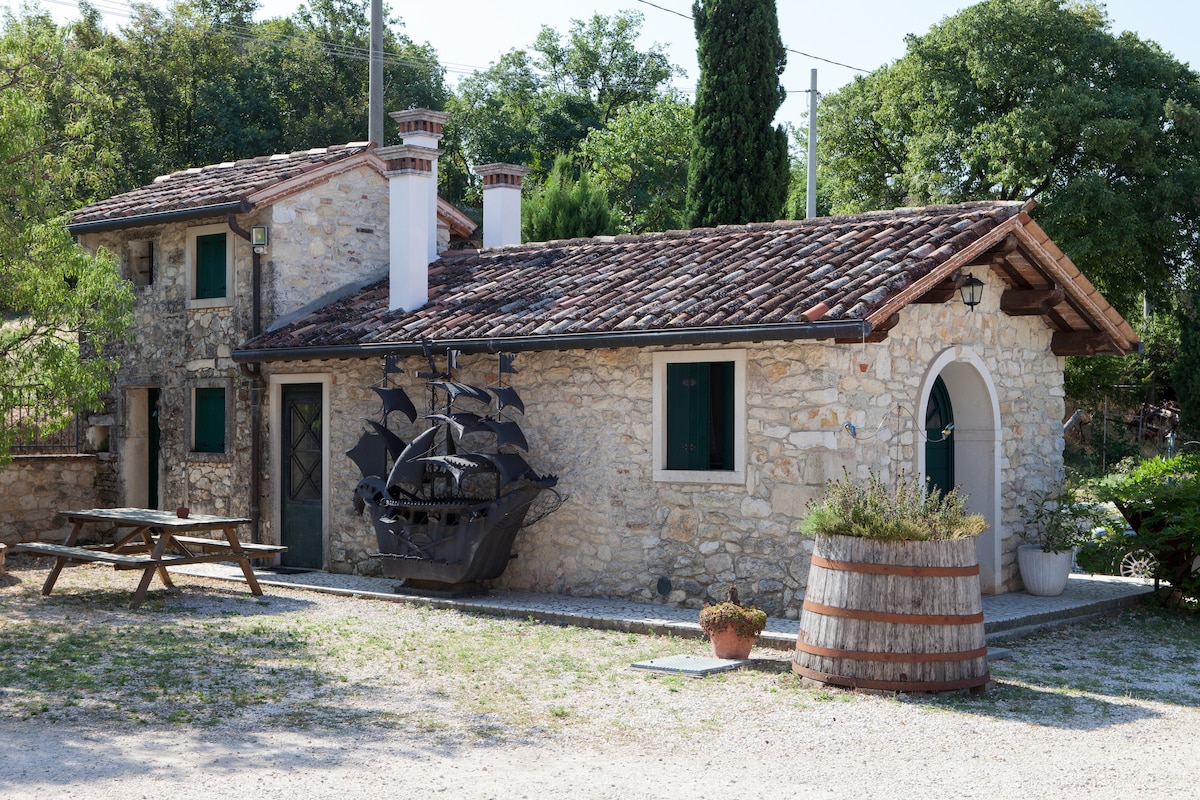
[925,376,954,497]
[281,384,323,569]
[148,388,161,509]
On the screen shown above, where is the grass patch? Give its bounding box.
[3,561,1199,744]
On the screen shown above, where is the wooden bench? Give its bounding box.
[165,536,287,557]
[12,542,159,569]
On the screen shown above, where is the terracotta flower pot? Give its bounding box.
[709,627,755,660]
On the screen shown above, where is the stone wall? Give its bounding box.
[77,172,390,523]
[0,455,98,545]
[265,164,390,323]
[81,181,1066,614]
[266,266,1064,617]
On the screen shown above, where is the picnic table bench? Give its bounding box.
[11,508,286,608]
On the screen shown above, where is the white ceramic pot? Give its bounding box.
[1017,544,1074,596]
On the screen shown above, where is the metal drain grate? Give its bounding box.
[630,654,752,677]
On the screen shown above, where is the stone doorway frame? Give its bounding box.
[916,347,1003,594]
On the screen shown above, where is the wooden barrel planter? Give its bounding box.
[793,533,990,692]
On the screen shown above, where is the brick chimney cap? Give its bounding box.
[474,163,532,179]
[388,108,450,125]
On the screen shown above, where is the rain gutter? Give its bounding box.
[67,200,255,235]
[232,319,873,364]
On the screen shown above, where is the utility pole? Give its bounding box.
[368,0,383,145]
[806,69,818,219]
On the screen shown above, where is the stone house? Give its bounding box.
[70,110,1138,617]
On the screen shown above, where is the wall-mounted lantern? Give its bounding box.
[959,273,984,312]
[251,226,269,254]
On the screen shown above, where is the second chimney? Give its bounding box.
[376,143,436,312]
[475,163,530,248]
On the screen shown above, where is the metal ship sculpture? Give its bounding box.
[348,350,562,594]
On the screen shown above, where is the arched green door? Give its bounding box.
[925,376,954,496]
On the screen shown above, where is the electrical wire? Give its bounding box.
[842,405,954,444]
[632,0,870,73]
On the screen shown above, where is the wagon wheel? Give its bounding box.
[1119,548,1158,579]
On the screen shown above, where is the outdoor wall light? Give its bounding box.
[251,225,269,253]
[959,272,985,311]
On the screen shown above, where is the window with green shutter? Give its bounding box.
[195,233,226,299]
[194,387,226,453]
[665,361,735,471]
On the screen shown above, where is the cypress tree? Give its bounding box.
[686,0,790,227]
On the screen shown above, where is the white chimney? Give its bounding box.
[376,144,437,312]
[390,109,447,263]
[475,163,530,248]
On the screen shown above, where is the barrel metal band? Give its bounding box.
[793,641,989,663]
[792,664,992,693]
[802,600,984,626]
[810,554,980,578]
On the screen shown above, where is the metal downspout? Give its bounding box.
[228,214,264,545]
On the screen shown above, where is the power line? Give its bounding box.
[35,0,831,96]
[632,0,870,73]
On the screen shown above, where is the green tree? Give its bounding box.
[443,11,679,206]
[685,0,790,227]
[522,156,616,242]
[0,6,133,463]
[534,11,677,125]
[579,95,692,233]
[816,0,1200,319]
[1174,278,1200,436]
[111,0,445,182]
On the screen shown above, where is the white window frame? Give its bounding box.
[652,349,747,485]
[185,222,235,308]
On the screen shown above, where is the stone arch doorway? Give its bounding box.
[917,348,1003,594]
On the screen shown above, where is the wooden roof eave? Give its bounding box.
[1008,219,1139,355]
[865,214,1139,356]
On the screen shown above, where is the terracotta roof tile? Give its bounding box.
[70,144,372,225]
[241,202,1033,354]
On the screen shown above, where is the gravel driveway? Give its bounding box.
[2,559,1198,799]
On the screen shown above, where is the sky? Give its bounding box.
[8,0,1200,126]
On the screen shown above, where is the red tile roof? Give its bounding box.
[70,145,372,226]
[240,201,1136,359]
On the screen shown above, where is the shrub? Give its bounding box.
[1092,454,1200,596]
[1017,486,1115,554]
[801,470,987,541]
[698,602,768,639]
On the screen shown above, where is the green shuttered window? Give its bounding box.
[665,361,735,471]
[194,387,226,453]
[195,232,226,299]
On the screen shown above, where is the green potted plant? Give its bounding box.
[794,469,991,692]
[698,586,767,660]
[1017,485,1110,596]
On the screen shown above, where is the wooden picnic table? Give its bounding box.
[11,508,286,608]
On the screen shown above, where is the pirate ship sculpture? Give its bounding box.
[348,349,562,594]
